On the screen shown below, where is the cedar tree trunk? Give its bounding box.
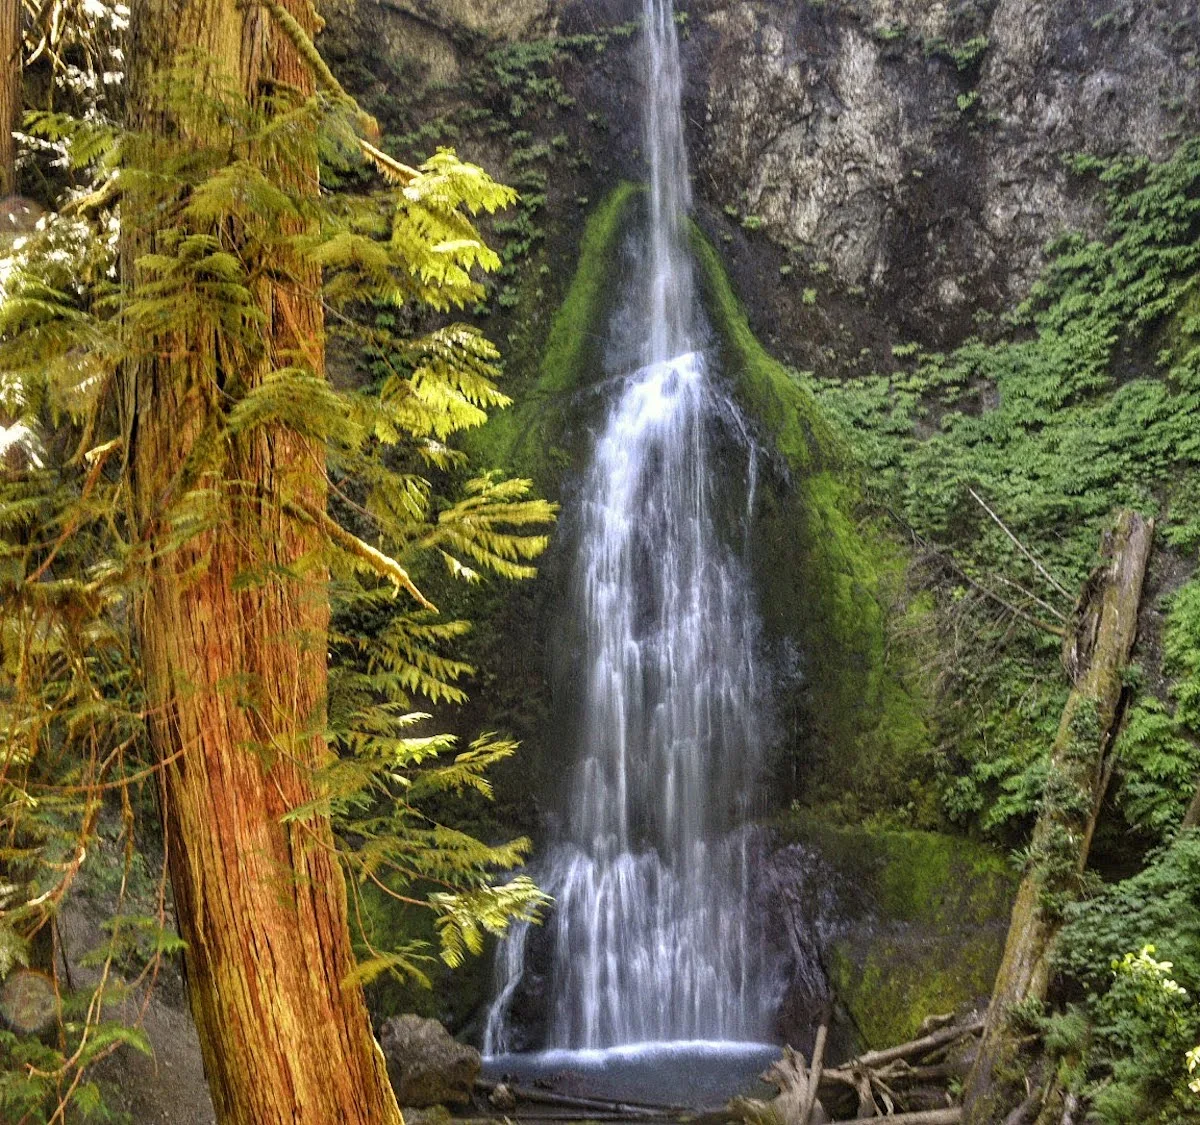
[1,0,18,195]
[126,1,403,1122]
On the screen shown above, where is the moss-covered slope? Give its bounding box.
[692,231,934,815]
[778,812,1015,1048]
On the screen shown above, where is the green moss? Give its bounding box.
[829,932,1001,1048]
[782,811,1015,1045]
[691,228,933,815]
[690,228,842,472]
[465,183,639,485]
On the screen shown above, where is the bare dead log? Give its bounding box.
[962,511,1155,1124]
[812,1018,981,1118]
[855,1018,984,1070]
[829,1111,961,1125]
[474,1079,688,1117]
[729,1047,828,1125]
[1002,1089,1042,1125]
[800,1024,828,1125]
[850,1067,877,1118]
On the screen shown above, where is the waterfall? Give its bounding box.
[484,0,775,1053]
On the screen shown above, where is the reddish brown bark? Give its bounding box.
[1,0,19,196]
[127,1,402,1122]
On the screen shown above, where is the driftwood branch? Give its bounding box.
[830,1112,961,1125]
[854,1018,984,1071]
[800,1024,828,1125]
[809,1020,983,1121]
[474,1079,691,1117]
[730,1046,827,1125]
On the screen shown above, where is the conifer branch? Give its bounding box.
[251,0,379,136]
[285,498,438,612]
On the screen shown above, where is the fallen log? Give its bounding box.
[829,1111,961,1125]
[962,510,1154,1124]
[474,1078,689,1117]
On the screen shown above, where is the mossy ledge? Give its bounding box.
[691,229,933,815]
[779,811,1016,1047]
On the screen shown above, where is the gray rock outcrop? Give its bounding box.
[690,0,1200,329]
[379,1014,481,1108]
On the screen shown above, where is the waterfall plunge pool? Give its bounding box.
[482,1040,780,1109]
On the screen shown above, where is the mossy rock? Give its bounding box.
[778,812,1016,1048]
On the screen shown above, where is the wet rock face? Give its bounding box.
[688,0,1200,333]
[379,1015,481,1107]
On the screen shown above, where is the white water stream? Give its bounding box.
[484,0,776,1054]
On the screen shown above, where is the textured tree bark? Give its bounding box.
[126,1,403,1122]
[1,0,19,195]
[962,510,1154,1125]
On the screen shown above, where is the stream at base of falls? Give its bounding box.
[481,1041,779,1109]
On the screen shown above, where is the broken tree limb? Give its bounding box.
[962,510,1155,1125]
[855,1018,984,1070]
[967,487,1072,602]
[800,1024,828,1125]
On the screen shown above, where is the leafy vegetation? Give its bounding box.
[803,138,1200,842]
[800,134,1200,1120]
[0,19,556,1119]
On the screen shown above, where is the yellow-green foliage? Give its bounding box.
[0,53,556,1113]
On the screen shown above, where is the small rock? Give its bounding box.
[488,1083,518,1112]
[379,1014,481,1108]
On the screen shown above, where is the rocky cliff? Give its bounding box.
[354,0,1199,350]
[688,0,1200,342]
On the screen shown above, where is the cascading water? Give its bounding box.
[484,0,776,1054]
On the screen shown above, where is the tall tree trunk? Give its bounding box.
[962,510,1154,1124]
[1,0,19,196]
[126,2,402,1122]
